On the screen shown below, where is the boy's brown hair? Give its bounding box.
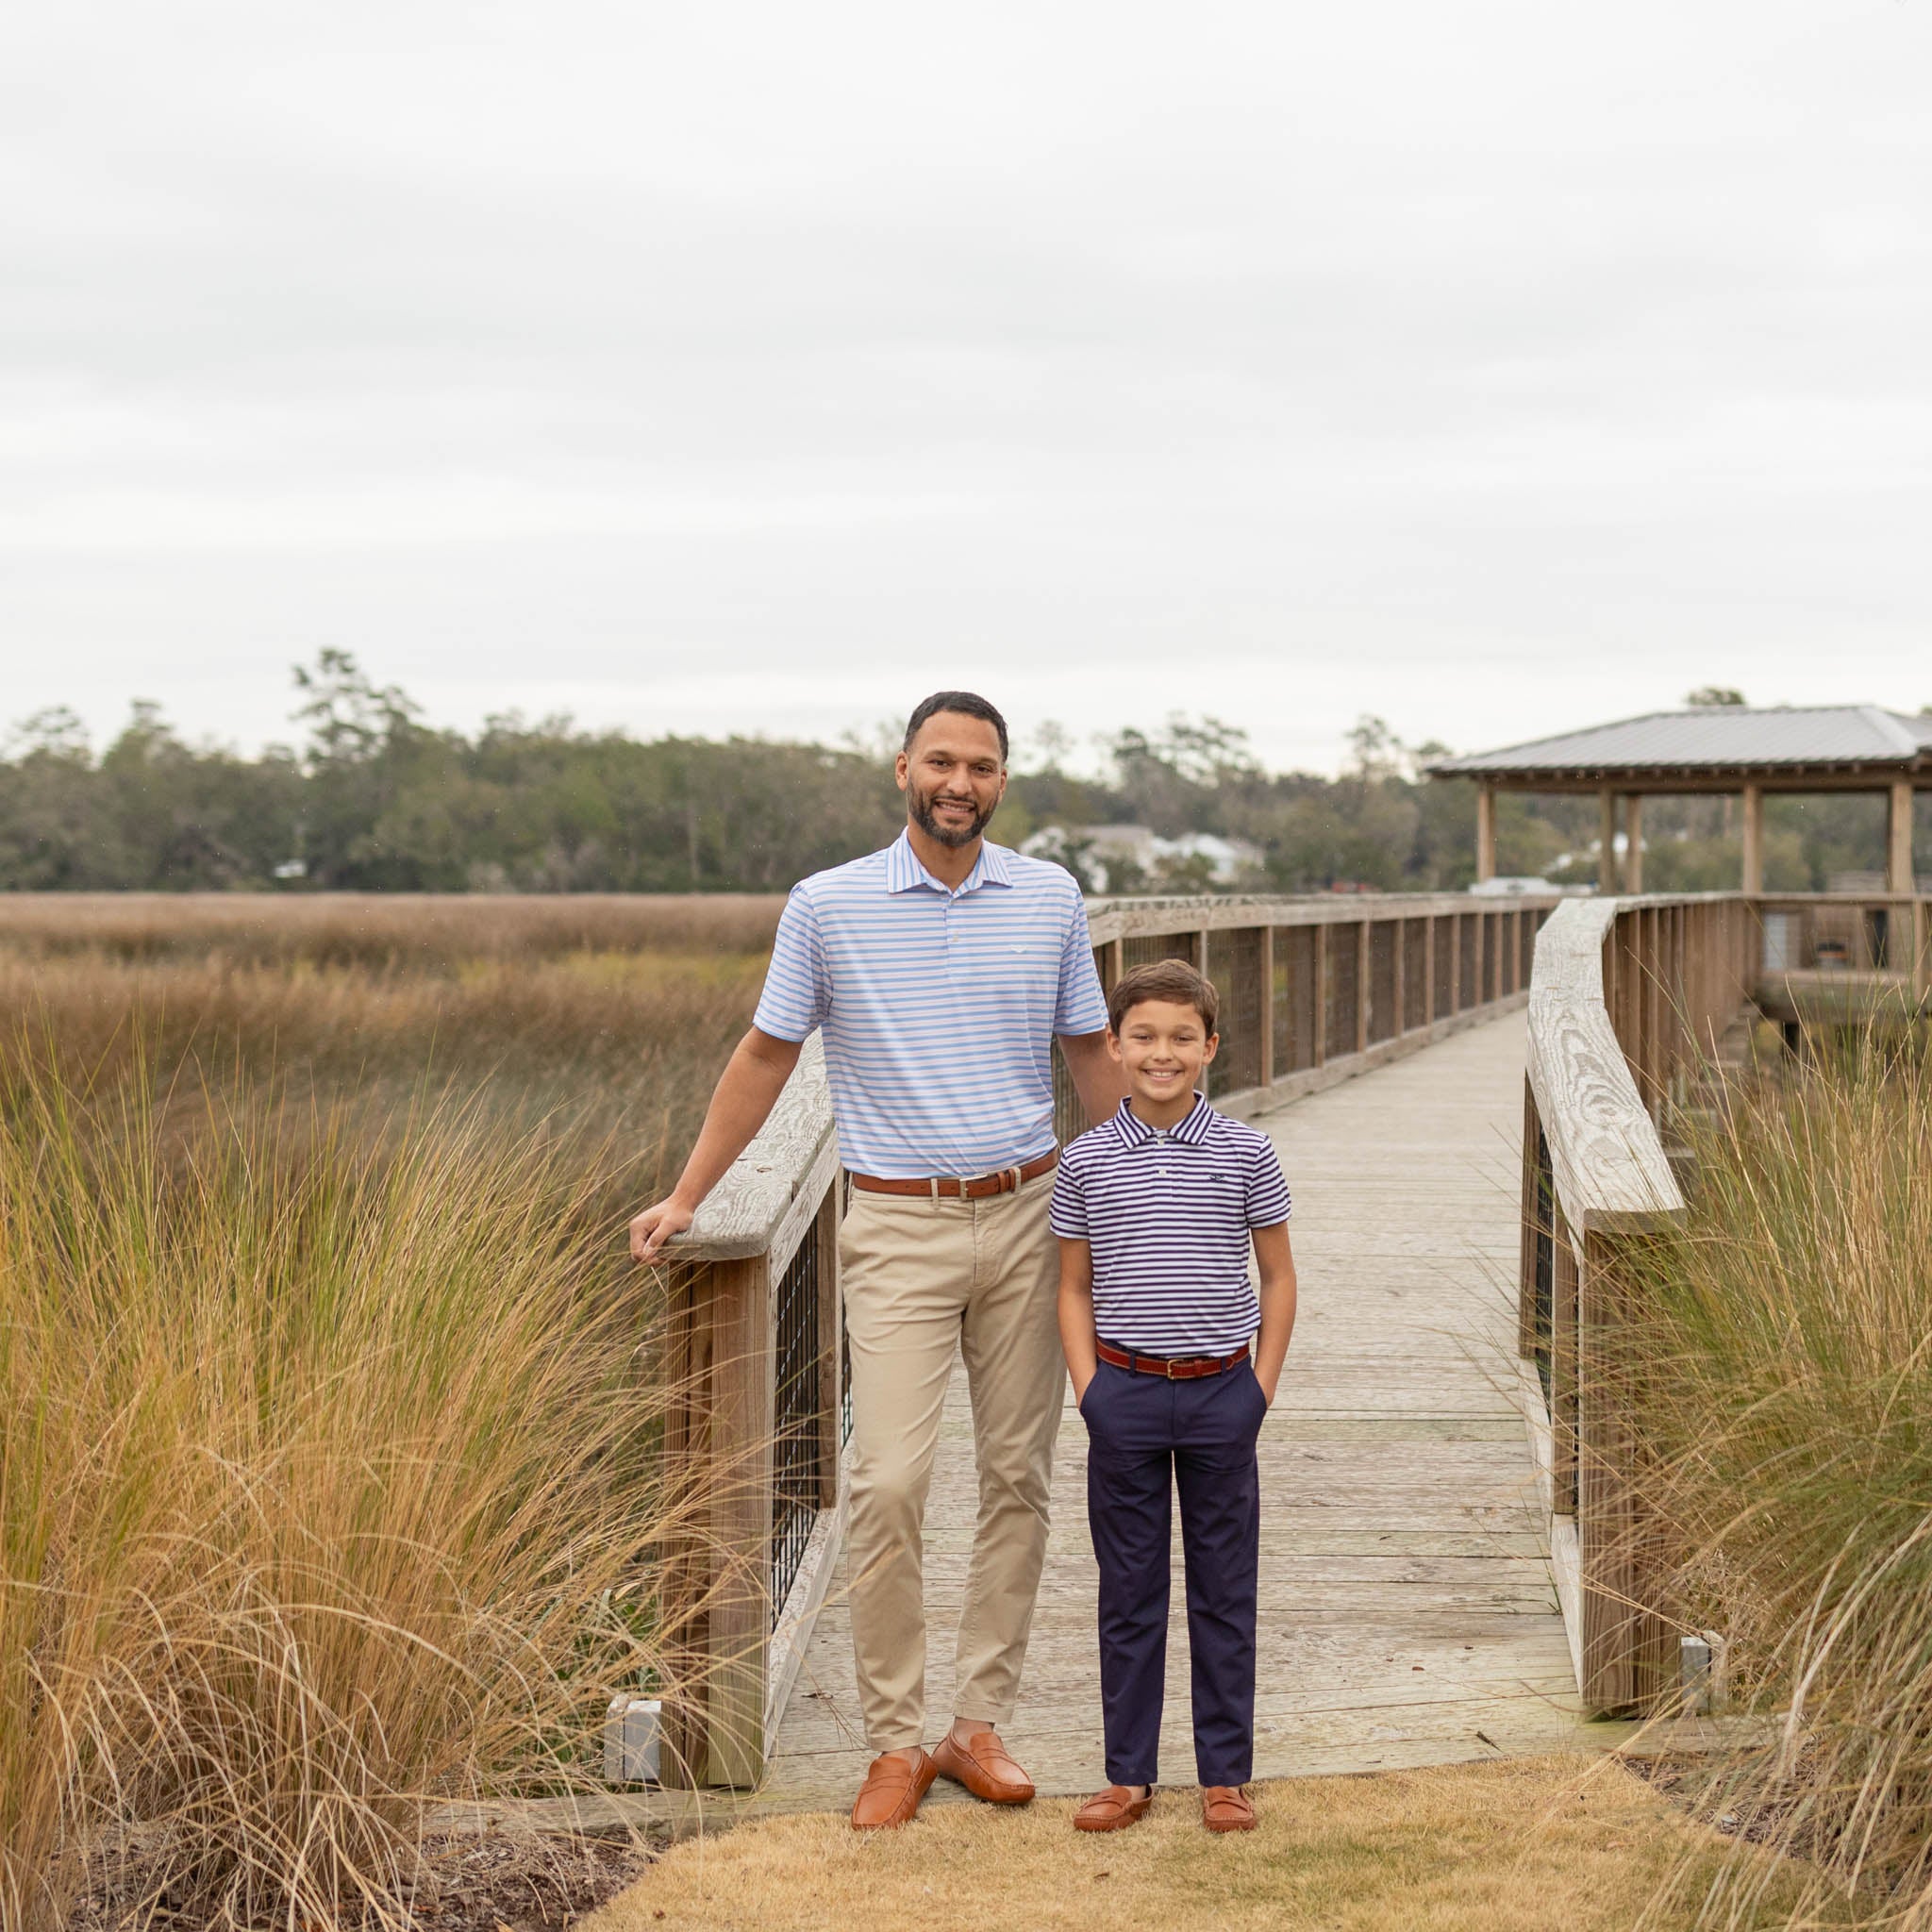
[1107,958,1220,1038]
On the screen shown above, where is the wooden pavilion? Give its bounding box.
[1428,706,1932,894]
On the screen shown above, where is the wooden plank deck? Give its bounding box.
[758,1008,1593,1810]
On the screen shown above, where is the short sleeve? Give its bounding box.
[1047,1149,1090,1240]
[1052,884,1108,1036]
[751,886,829,1041]
[1244,1137,1292,1228]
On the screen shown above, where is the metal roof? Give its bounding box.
[1428,706,1932,779]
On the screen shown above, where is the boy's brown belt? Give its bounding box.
[1095,1340,1252,1380]
[848,1149,1058,1200]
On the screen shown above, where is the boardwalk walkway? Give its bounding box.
[760,1009,1587,1810]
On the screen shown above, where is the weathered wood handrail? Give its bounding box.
[657,888,1564,1789]
[1518,894,1759,1715]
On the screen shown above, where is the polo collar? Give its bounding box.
[884,829,1015,895]
[1109,1092,1214,1150]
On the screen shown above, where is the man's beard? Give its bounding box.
[909,786,997,849]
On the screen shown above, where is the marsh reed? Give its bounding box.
[0,894,781,1926]
[1623,1036,1932,1927]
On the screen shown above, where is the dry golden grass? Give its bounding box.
[1,895,778,1208]
[0,891,784,969]
[1,898,782,1927]
[1612,1038,1932,1928]
[0,1056,706,1932]
[588,1757,1834,1932]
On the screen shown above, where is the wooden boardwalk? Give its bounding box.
[759,1009,1587,1810]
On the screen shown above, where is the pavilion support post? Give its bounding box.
[1475,783,1498,884]
[1889,779,1916,896]
[1741,782,1764,897]
[1623,796,1644,895]
[1598,790,1618,897]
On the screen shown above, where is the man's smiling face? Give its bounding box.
[897,710,1008,849]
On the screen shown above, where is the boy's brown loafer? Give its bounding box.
[1201,1784,1257,1832]
[931,1728,1035,1804]
[850,1748,939,1830]
[1074,1784,1154,1832]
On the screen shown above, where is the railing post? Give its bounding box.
[1356,918,1372,1055]
[1257,925,1275,1087]
[1391,917,1407,1037]
[1576,1229,1673,1713]
[1424,912,1438,1026]
[1313,923,1328,1069]
[661,1252,776,1789]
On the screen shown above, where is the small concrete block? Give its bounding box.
[603,1697,662,1785]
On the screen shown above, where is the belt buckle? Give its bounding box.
[1164,1357,1178,1380]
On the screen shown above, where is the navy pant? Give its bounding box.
[1080,1355,1264,1788]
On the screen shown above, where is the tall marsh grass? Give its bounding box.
[0,1051,685,1931]
[1624,1037,1932,1927]
[0,894,772,1923]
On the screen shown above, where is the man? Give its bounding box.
[631,691,1124,1829]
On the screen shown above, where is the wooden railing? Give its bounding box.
[658,1036,844,1789]
[657,890,1560,1787]
[658,880,1927,1768]
[1064,891,1562,1137]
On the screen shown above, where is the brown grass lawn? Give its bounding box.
[588,1757,1840,1932]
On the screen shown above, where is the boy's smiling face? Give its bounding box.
[1108,995,1219,1124]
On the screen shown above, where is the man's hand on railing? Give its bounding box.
[630,1196,696,1264]
[628,1025,806,1266]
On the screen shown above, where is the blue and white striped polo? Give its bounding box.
[752,830,1108,1179]
[1049,1093,1292,1355]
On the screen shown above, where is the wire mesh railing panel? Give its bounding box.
[1433,916,1457,1014]
[1457,916,1478,1008]
[1368,923,1399,1044]
[1324,926,1360,1059]
[769,1225,822,1629]
[1052,1040,1084,1145]
[1404,920,1428,1030]
[1122,930,1200,972]
[1210,926,1265,1094]
[1273,925,1318,1073]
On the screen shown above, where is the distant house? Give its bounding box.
[1021,824,1265,893]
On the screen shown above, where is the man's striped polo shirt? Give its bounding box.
[752,830,1108,1179]
[1049,1093,1292,1356]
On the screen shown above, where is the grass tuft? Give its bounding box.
[0,1044,691,1932]
[1618,1033,1932,1926]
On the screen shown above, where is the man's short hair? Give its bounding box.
[904,691,1009,763]
[1108,959,1219,1037]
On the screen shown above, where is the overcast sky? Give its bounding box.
[4,1,1928,774]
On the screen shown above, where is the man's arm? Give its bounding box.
[1251,1222,1297,1406]
[1057,1029,1130,1128]
[1057,1236,1100,1403]
[629,1026,804,1262]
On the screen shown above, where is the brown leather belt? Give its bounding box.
[1095,1340,1252,1380]
[849,1149,1058,1200]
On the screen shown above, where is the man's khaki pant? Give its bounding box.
[838,1168,1061,1751]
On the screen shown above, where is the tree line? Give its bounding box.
[0,653,1913,894]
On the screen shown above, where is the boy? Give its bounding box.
[1049,958,1296,1834]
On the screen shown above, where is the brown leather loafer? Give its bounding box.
[1074,1784,1154,1832]
[931,1727,1036,1805]
[850,1748,939,1830]
[1202,1784,1257,1832]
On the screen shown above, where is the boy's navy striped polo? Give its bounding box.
[1049,1093,1291,1356]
